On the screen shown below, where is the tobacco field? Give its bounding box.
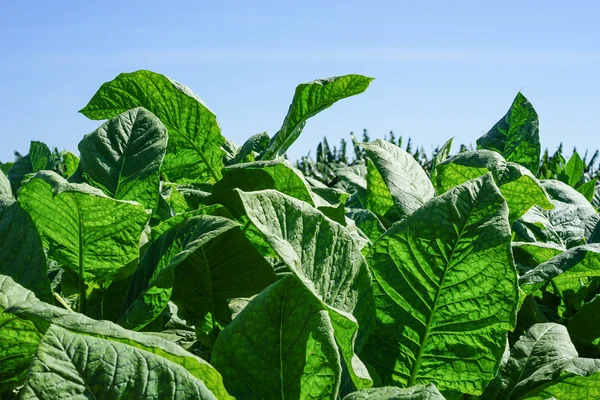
[1,70,600,399]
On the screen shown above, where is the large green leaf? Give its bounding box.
[78,107,168,211]
[237,189,374,389]
[0,274,233,399]
[362,140,434,218]
[520,244,600,296]
[0,199,52,302]
[18,171,150,283]
[0,309,41,394]
[363,174,519,394]
[343,384,446,400]
[0,273,41,394]
[80,70,225,183]
[476,92,540,173]
[436,150,552,222]
[212,274,342,400]
[486,323,600,399]
[261,75,373,160]
[577,178,597,203]
[119,214,275,337]
[29,141,52,173]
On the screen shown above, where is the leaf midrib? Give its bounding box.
[407,190,481,386]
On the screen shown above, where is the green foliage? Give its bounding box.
[2,70,600,399]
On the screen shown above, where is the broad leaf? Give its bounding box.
[487,323,600,399]
[436,150,552,221]
[0,275,233,399]
[516,180,596,248]
[577,178,597,203]
[520,244,600,296]
[7,155,32,194]
[78,107,168,211]
[212,274,342,400]
[476,92,540,173]
[343,384,446,400]
[7,141,53,194]
[119,214,275,337]
[237,189,374,389]
[18,171,150,282]
[362,140,434,218]
[80,70,225,183]
[0,199,52,302]
[61,151,79,178]
[363,174,519,394]
[261,75,373,159]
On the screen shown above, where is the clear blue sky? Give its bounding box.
[1,1,599,163]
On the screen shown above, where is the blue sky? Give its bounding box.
[1,1,599,163]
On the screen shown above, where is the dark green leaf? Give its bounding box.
[0,199,52,303]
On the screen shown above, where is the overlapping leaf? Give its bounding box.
[0,199,52,302]
[119,214,275,337]
[435,150,552,221]
[486,323,600,399]
[80,70,225,183]
[18,171,150,282]
[78,107,168,210]
[237,189,374,389]
[212,274,342,399]
[363,174,519,394]
[0,274,233,399]
[362,140,434,219]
